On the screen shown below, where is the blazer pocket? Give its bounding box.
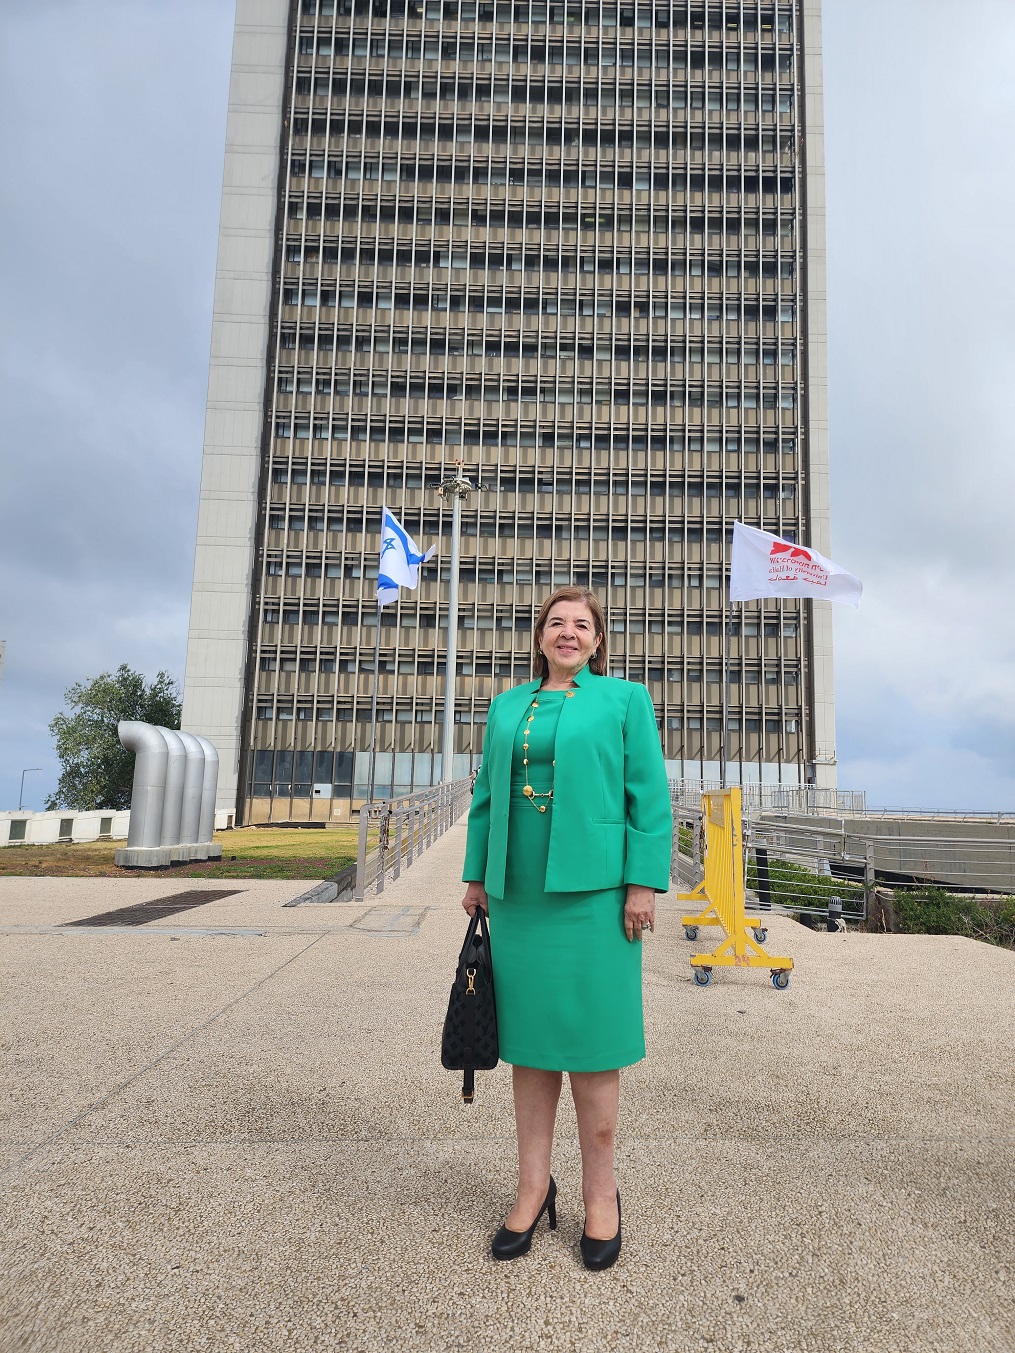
[592,820,626,882]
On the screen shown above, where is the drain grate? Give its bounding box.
[64,889,245,928]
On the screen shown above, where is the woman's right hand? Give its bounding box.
[461,881,489,916]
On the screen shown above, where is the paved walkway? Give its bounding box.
[1,819,1013,1353]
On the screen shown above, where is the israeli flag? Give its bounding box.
[377,507,436,607]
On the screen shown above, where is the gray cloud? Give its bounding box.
[0,0,234,809]
[2,0,1013,812]
[824,0,1015,808]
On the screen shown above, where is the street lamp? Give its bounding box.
[437,461,476,783]
[19,768,42,811]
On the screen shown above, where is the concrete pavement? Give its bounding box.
[1,818,1013,1353]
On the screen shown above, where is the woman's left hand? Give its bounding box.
[624,885,656,942]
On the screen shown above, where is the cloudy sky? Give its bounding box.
[2,0,1013,813]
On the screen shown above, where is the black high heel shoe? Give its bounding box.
[580,1190,621,1271]
[491,1177,558,1260]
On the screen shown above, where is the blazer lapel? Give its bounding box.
[553,662,597,745]
[498,677,542,724]
[499,667,597,756]
[490,678,543,769]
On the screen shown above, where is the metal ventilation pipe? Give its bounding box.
[119,721,169,850]
[117,723,223,867]
[193,734,219,843]
[159,728,188,848]
[177,732,206,847]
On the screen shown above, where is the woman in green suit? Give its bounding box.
[461,585,672,1271]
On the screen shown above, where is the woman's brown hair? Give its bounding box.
[532,586,608,679]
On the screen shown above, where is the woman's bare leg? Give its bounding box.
[505,1065,563,1229]
[569,1069,621,1240]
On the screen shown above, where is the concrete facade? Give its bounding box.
[185,0,837,823]
[0,810,130,847]
[0,809,237,848]
[182,0,293,815]
[799,0,835,789]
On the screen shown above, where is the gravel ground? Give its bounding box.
[1,822,1013,1353]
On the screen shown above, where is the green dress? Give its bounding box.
[486,689,645,1072]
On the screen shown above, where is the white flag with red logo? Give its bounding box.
[730,521,862,606]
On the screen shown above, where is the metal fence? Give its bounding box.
[671,782,1015,930]
[745,819,871,924]
[671,800,703,891]
[354,777,475,902]
[670,792,871,926]
[851,807,1015,822]
[752,815,1015,899]
[670,780,867,817]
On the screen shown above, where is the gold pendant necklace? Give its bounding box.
[521,687,575,812]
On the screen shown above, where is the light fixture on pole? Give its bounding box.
[19,768,42,811]
[437,461,475,784]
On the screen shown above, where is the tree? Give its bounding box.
[46,666,182,811]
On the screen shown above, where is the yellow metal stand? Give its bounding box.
[677,787,794,989]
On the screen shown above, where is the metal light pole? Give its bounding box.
[19,768,41,811]
[437,462,474,784]
[366,602,383,802]
[721,603,735,790]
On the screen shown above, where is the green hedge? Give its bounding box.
[746,856,865,913]
[893,887,1015,949]
[689,851,1015,949]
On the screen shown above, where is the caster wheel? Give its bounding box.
[693,968,712,987]
[684,926,699,941]
[753,928,768,944]
[772,971,790,990]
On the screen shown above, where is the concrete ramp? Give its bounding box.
[1,823,1013,1352]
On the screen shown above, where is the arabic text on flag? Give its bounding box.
[729,521,862,607]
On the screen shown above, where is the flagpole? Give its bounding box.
[721,599,734,791]
[371,504,436,802]
[726,520,863,796]
[367,599,382,802]
[438,461,473,784]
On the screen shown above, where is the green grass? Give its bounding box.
[0,826,361,881]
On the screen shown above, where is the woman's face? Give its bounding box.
[539,600,601,678]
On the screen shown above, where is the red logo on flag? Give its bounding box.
[768,540,828,587]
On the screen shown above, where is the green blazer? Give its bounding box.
[463,665,673,897]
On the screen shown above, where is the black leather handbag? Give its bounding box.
[441,907,499,1104]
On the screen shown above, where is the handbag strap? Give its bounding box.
[460,907,488,1105]
[458,905,486,962]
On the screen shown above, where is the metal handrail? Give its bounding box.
[676,783,1015,922]
[669,778,1015,823]
[670,787,869,923]
[354,776,475,902]
[669,780,868,816]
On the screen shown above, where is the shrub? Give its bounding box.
[746,856,864,914]
[894,887,1015,949]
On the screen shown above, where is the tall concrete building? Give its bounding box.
[183,0,834,823]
